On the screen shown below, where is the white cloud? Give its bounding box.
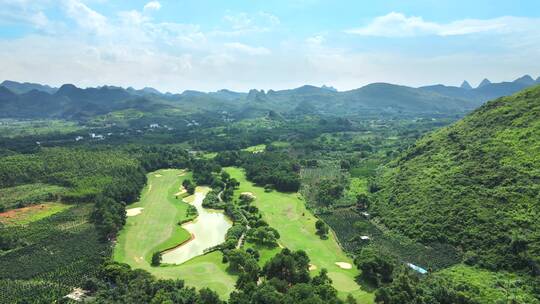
[0,0,51,29]
[224,42,271,55]
[144,1,161,12]
[346,12,540,37]
[63,0,108,35]
[218,11,280,36]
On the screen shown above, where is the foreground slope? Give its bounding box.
[373,85,540,271]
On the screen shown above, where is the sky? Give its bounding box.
[1,0,540,93]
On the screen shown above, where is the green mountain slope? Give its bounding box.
[373,85,540,272]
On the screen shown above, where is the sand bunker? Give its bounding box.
[241,192,256,199]
[309,264,317,271]
[335,262,353,269]
[126,207,144,217]
[154,174,163,178]
[174,187,187,196]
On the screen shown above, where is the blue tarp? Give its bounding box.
[407,263,428,274]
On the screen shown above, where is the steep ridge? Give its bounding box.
[373,85,540,272]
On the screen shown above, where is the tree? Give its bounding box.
[199,288,223,304]
[263,249,310,284]
[315,220,329,239]
[151,251,162,266]
[182,179,195,195]
[354,246,394,287]
[356,193,369,210]
[247,226,280,247]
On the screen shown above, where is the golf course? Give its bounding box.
[113,169,237,297]
[225,167,373,303]
[113,167,373,302]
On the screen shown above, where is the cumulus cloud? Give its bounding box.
[144,1,161,11]
[345,12,540,37]
[63,0,108,35]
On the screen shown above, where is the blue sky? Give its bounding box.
[1,0,539,92]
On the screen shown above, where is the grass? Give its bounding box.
[242,144,266,153]
[113,169,236,299]
[0,202,72,226]
[225,167,374,303]
[348,177,368,196]
[270,141,291,148]
[244,241,282,267]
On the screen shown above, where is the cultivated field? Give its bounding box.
[225,167,374,303]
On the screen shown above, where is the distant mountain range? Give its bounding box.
[1,75,538,120]
[419,74,540,103]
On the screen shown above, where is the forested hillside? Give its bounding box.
[372,85,540,273]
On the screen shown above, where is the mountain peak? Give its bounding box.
[322,85,338,92]
[478,78,492,88]
[460,80,472,90]
[1,80,56,94]
[56,84,79,95]
[513,74,536,85]
[142,87,161,95]
[537,76,540,84]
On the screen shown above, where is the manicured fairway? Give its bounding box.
[113,169,236,298]
[225,167,374,303]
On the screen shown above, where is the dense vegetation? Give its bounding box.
[372,86,540,274]
[2,79,539,303]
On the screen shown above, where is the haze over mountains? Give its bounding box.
[1,75,538,120]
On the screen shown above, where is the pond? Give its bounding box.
[161,187,232,264]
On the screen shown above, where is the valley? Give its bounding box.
[1,80,539,304]
[3,2,540,303]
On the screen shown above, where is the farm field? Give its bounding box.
[0,183,67,211]
[0,202,71,226]
[113,169,236,298]
[225,167,374,303]
[0,204,108,303]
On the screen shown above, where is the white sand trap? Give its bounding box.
[335,262,353,269]
[241,192,256,199]
[154,174,163,178]
[309,264,317,271]
[174,188,187,196]
[126,207,144,217]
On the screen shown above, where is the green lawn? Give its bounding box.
[113,169,236,298]
[225,167,374,303]
[242,144,266,153]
